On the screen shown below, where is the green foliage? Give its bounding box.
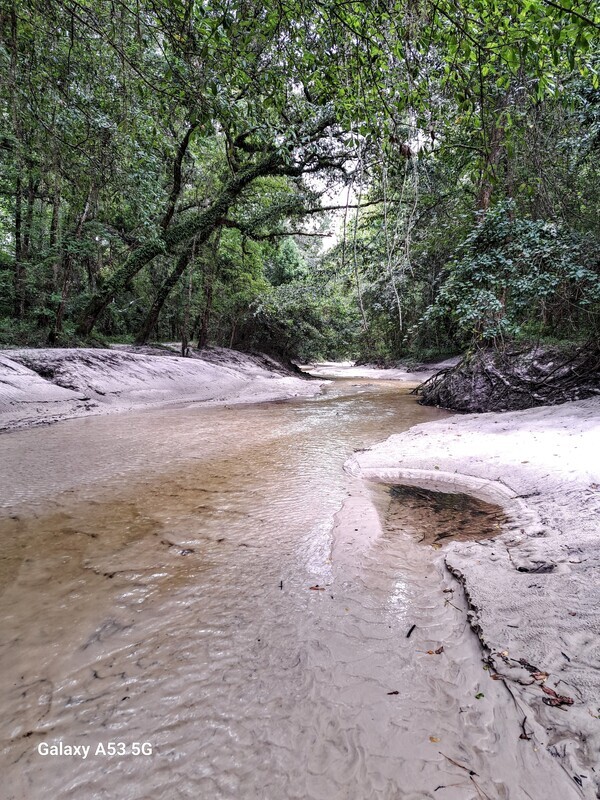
[419,203,600,344]
[0,0,598,357]
[266,239,309,286]
[249,279,360,362]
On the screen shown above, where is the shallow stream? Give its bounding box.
[0,375,570,799]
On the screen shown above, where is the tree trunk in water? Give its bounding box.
[135,246,193,345]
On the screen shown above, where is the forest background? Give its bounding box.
[0,0,598,366]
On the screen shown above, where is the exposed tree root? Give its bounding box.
[415,343,600,412]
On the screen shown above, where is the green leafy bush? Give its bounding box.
[419,202,600,344]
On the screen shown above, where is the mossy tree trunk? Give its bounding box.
[76,152,282,337]
[135,244,194,345]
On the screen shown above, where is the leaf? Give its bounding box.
[475,692,485,699]
[541,685,573,706]
[429,736,440,743]
[531,671,549,682]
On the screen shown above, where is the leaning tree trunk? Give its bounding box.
[76,152,282,337]
[195,229,221,349]
[9,1,25,319]
[52,186,94,339]
[135,245,193,345]
[13,171,24,318]
[48,169,61,290]
[197,263,216,349]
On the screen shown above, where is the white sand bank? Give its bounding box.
[0,346,322,432]
[304,357,460,384]
[347,397,600,797]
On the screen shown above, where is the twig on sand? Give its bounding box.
[444,596,462,611]
[470,775,493,799]
[439,751,477,776]
[519,715,531,741]
[438,753,492,799]
[434,782,464,791]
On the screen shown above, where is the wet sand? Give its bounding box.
[1,360,590,799]
[0,374,576,799]
[349,396,600,798]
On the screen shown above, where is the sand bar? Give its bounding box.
[347,397,600,796]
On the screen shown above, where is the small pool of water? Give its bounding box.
[385,485,508,547]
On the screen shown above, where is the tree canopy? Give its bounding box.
[1,0,598,358]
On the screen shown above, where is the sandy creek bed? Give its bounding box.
[0,373,583,799]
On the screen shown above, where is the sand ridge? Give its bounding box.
[0,346,322,432]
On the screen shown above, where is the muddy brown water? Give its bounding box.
[385,486,508,547]
[0,379,528,799]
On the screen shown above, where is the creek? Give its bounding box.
[0,373,544,800]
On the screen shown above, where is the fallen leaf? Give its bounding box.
[475,692,485,699]
[542,697,567,707]
[435,646,444,654]
[532,671,549,682]
[309,585,325,591]
[519,659,540,673]
[429,736,440,743]
[541,685,574,705]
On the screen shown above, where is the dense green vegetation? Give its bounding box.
[1,0,599,361]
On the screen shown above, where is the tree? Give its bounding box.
[0,0,598,355]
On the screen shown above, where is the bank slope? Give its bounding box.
[0,346,321,432]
